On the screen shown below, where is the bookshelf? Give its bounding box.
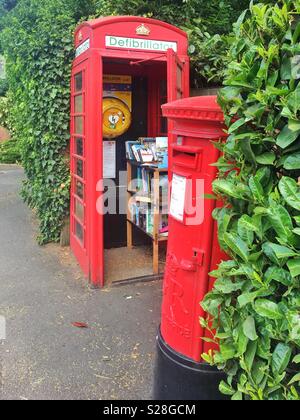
[127,160,168,275]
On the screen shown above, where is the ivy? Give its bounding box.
[1,0,76,243]
[201,0,300,401]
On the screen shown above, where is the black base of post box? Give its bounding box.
[153,329,228,401]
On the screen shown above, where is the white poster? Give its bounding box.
[103,141,116,179]
[170,174,187,222]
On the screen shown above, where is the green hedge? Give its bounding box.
[202,0,300,401]
[1,0,75,243]
[0,139,20,163]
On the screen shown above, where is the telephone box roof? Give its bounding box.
[76,16,188,38]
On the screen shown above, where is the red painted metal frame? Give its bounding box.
[70,17,189,288]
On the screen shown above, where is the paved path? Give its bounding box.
[0,165,162,400]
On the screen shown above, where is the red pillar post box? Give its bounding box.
[154,96,228,400]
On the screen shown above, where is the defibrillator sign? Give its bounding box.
[105,35,178,53]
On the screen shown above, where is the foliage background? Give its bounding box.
[1,0,251,243]
[202,0,300,400]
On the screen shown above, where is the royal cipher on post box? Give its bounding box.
[70,16,189,287]
[153,96,228,400]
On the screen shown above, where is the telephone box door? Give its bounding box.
[167,49,189,174]
[70,61,90,276]
[167,48,189,102]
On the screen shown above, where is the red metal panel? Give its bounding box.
[161,96,227,362]
[202,210,229,355]
[87,51,104,287]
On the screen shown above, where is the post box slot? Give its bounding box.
[172,144,202,169]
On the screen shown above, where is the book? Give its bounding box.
[131,144,143,162]
[139,148,154,163]
[126,141,139,160]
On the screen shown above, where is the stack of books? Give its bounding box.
[126,137,168,168]
[129,202,168,236]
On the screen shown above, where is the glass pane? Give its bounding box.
[160,80,167,98]
[76,180,84,199]
[177,65,182,87]
[75,221,84,243]
[75,95,83,113]
[75,116,83,134]
[161,117,167,135]
[75,199,84,222]
[75,137,83,156]
[75,72,83,92]
[76,159,84,178]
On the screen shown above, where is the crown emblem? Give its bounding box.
[136,24,151,36]
[78,31,83,42]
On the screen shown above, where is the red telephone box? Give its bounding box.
[154,96,228,400]
[70,17,189,287]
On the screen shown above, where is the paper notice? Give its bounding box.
[103,141,116,179]
[170,174,187,222]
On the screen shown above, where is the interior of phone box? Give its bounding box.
[103,58,168,284]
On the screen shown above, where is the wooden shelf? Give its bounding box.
[127,160,168,275]
[127,219,169,242]
[127,160,168,173]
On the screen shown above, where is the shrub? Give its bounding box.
[1,0,75,243]
[201,0,300,400]
[0,139,20,163]
[0,96,8,128]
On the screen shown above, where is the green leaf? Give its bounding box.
[238,291,260,308]
[293,355,300,364]
[267,204,294,242]
[213,179,242,199]
[224,233,250,262]
[256,152,276,165]
[288,120,300,132]
[276,125,300,149]
[219,381,235,396]
[252,360,267,386]
[287,259,300,278]
[249,176,264,203]
[219,343,236,362]
[263,242,297,259]
[214,278,244,294]
[272,343,292,375]
[288,373,300,386]
[254,299,283,320]
[228,118,246,134]
[243,316,258,341]
[232,391,243,400]
[281,56,292,80]
[244,340,258,372]
[264,266,293,286]
[238,214,262,238]
[283,153,300,170]
[279,177,300,211]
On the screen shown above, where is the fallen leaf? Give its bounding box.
[72,322,88,329]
